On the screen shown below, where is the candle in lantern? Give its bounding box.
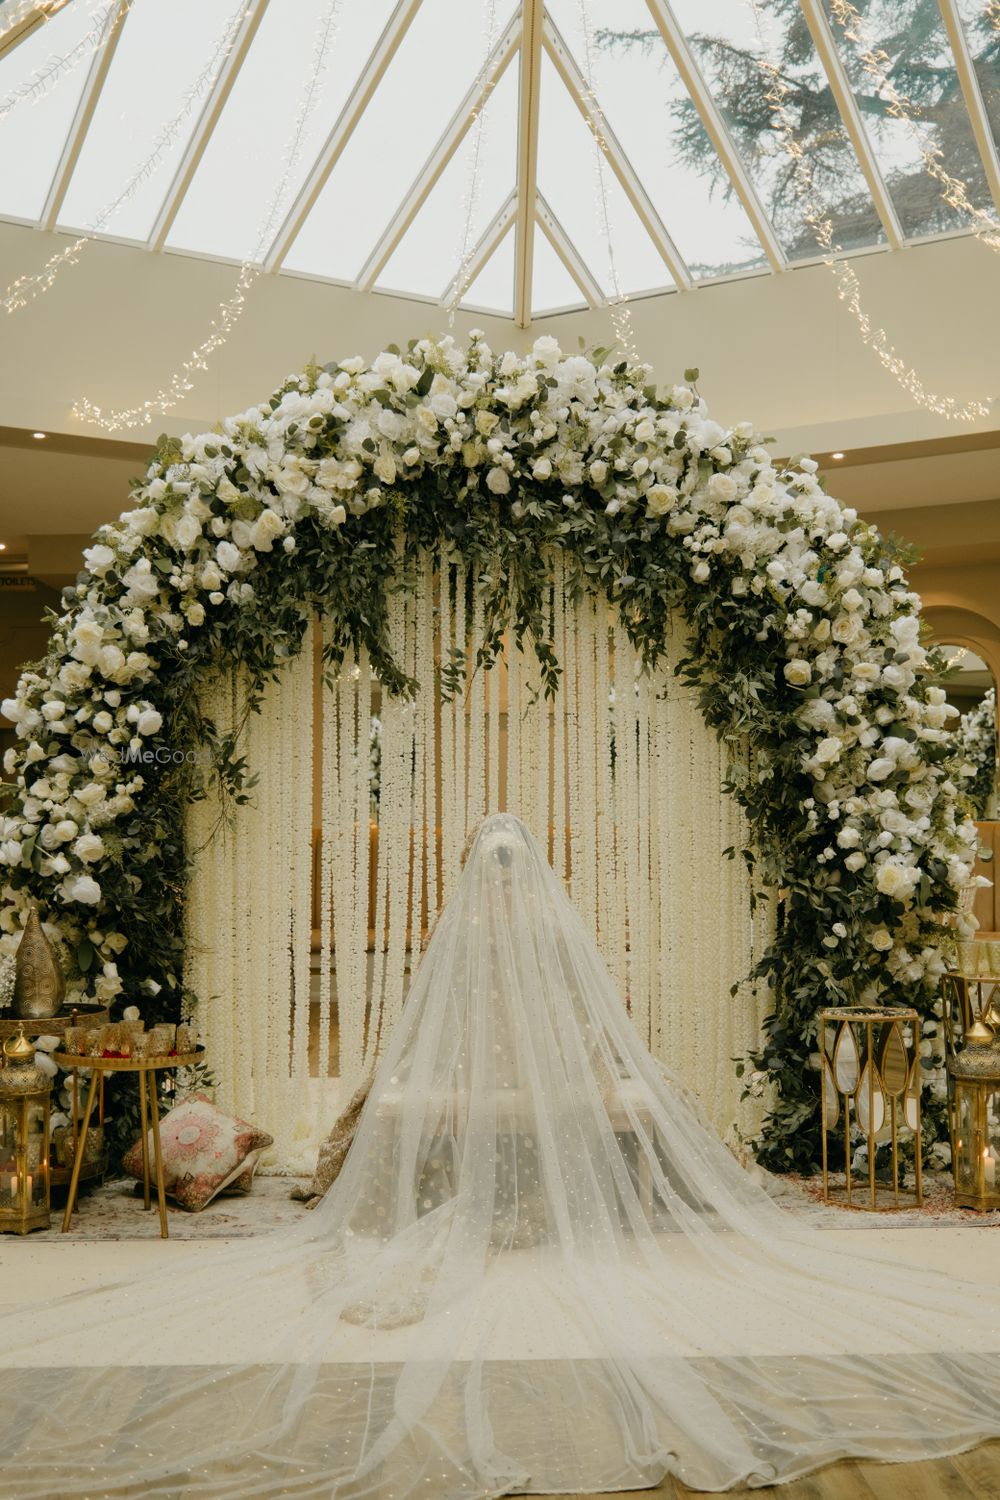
[984,1148,996,1188]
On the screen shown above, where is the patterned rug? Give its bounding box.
[41,1175,313,1241]
[36,1168,999,1241]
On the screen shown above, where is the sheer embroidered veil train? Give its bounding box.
[3,812,1000,1498]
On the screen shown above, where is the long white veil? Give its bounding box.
[3,812,1000,1497]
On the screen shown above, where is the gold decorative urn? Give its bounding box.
[12,907,64,1021]
[0,1026,52,1234]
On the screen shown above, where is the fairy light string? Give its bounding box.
[2,1,250,316]
[745,0,993,422]
[0,0,117,122]
[446,0,499,321]
[827,0,1000,253]
[72,0,343,432]
[575,0,638,358]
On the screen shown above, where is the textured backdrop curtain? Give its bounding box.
[185,558,775,1166]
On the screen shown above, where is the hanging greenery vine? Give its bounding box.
[0,334,978,1171]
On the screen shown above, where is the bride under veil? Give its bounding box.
[3,812,1000,1497]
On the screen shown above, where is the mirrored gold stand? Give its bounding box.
[53,1049,205,1239]
[818,1006,922,1211]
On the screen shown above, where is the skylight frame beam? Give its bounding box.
[0,0,71,61]
[535,191,602,308]
[513,0,543,326]
[40,0,132,231]
[355,12,521,294]
[440,189,516,307]
[643,0,785,272]
[936,0,1000,215]
[148,0,271,254]
[542,13,692,292]
[263,0,422,273]
[799,0,904,249]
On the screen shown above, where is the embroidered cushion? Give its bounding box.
[123,1093,272,1211]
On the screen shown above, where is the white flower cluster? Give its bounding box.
[955,687,997,818]
[0,332,976,1008]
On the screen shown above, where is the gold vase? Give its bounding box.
[12,907,65,1021]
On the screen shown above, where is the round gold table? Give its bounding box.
[53,1049,205,1238]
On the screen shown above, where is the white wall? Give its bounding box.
[0,219,998,457]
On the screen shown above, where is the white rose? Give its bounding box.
[329,504,347,527]
[844,851,866,872]
[74,782,106,807]
[783,660,812,687]
[875,860,919,901]
[373,454,397,485]
[814,736,842,765]
[66,874,101,905]
[486,467,510,495]
[136,709,162,737]
[870,928,893,952]
[706,473,737,503]
[589,460,609,487]
[532,458,552,480]
[840,588,863,611]
[836,826,861,848]
[216,540,241,572]
[200,561,222,590]
[690,561,711,584]
[646,484,677,517]
[175,514,201,551]
[250,509,285,551]
[72,832,104,863]
[92,711,113,734]
[83,543,116,575]
[867,757,895,782]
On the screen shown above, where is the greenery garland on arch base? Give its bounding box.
[0,334,979,1172]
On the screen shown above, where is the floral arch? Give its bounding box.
[0,334,976,1172]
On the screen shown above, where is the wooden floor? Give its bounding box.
[555,1441,1000,1499]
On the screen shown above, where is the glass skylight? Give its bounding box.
[0,0,996,322]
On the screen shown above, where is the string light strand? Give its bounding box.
[72,0,343,432]
[745,0,992,422]
[2,0,250,316]
[828,0,1000,253]
[0,0,117,123]
[575,0,638,360]
[446,0,499,322]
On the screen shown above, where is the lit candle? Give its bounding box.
[8,1173,17,1197]
[984,1148,996,1188]
[24,1174,32,1199]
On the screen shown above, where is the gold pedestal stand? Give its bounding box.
[53,1049,205,1238]
[819,1006,923,1211]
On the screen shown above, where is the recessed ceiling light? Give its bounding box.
[32,431,47,440]
[830,451,845,460]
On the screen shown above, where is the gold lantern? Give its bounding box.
[0,1026,52,1234]
[12,905,64,1021]
[948,1019,1000,1212]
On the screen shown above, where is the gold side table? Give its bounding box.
[53,1049,205,1239]
[818,1006,923,1211]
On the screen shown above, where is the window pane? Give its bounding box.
[552,0,767,280]
[669,0,885,259]
[168,0,398,263]
[58,0,240,241]
[377,61,517,301]
[284,0,518,283]
[821,0,992,240]
[954,0,1000,155]
[0,0,95,220]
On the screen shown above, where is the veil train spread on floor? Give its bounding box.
[3,813,1000,1497]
